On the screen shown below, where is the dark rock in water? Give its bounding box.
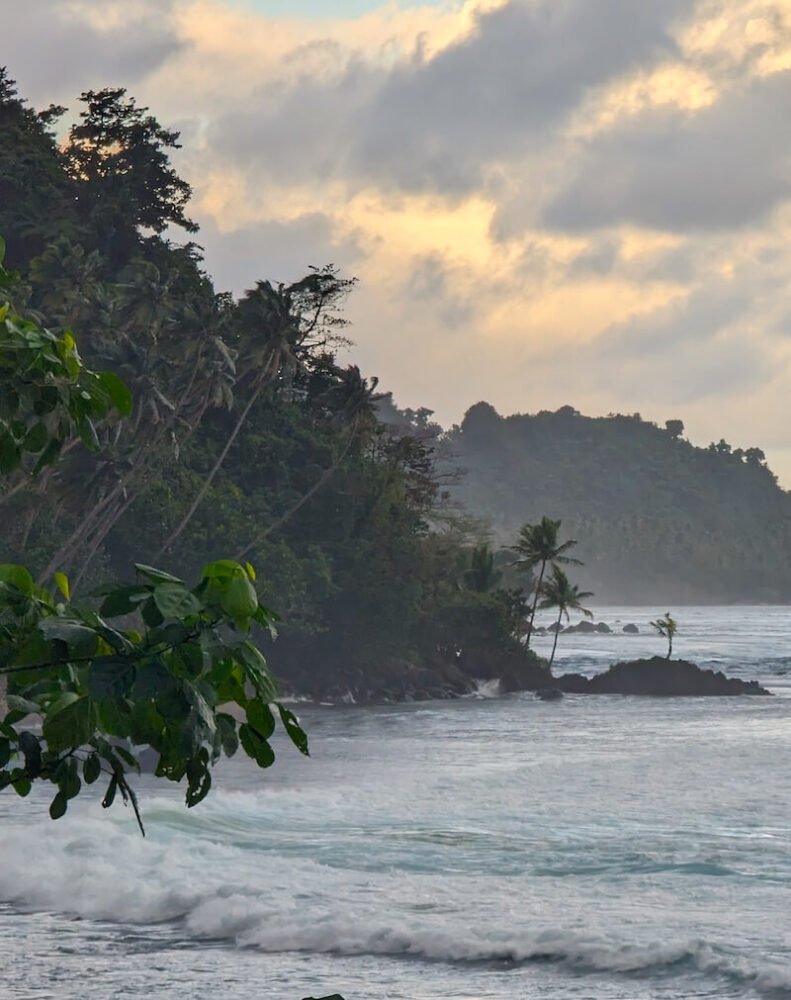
[595,622,612,634]
[547,622,562,633]
[536,687,564,701]
[557,657,771,696]
[622,623,640,634]
[458,645,550,694]
[533,626,547,636]
[563,620,597,634]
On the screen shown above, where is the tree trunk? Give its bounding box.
[549,608,562,667]
[154,380,265,561]
[525,560,546,649]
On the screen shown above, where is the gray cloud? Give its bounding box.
[545,71,791,233]
[3,0,183,105]
[210,0,691,195]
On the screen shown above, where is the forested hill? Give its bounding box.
[447,403,791,604]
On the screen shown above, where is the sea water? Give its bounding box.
[1,606,790,1000]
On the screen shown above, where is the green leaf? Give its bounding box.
[102,775,118,809]
[31,436,63,473]
[49,791,68,820]
[0,432,20,474]
[22,422,49,453]
[43,696,95,753]
[53,571,70,601]
[0,564,34,595]
[246,701,275,739]
[141,598,164,628]
[134,564,184,585]
[238,723,276,769]
[17,731,42,776]
[153,583,202,620]
[219,574,258,623]
[88,657,136,699]
[99,585,150,618]
[278,704,310,756]
[12,776,31,797]
[38,618,98,656]
[0,739,10,769]
[95,371,133,417]
[83,753,101,785]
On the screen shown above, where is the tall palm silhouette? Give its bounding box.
[511,516,581,648]
[538,566,594,668]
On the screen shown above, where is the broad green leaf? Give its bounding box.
[17,731,42,776]
[43,696,95,753]
[0,564,34,595]
[88,656,136,699]
[49,791,68,820]
[22,422,49,453]
[278,704,310,757]
[238,723,275,769]
[95,371,133,417]
[99,585,150,618]
[216,713,239,757]
[83,753,101,785]
[246,701,275,739]
[39,618,98,656]
[219,574,258,623]
[153,583,202,620]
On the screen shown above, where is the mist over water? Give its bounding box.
[1,606,790,1000]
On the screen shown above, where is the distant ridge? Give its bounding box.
[446,403,791,604]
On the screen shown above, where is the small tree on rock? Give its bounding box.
[650,612,677,659]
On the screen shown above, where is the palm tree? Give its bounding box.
[650,612,677,659]
[511,516,581,648]
[538,566,594,668]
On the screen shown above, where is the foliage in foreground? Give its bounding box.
[0,236,307,831]
[0,558,308,834]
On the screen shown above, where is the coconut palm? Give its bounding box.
[511,516,581,648]
[538,566,594,668]
[650,612,677,659]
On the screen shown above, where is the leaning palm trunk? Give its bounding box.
[549,607,564,667]
[525,560,546,649]
[154,378,268,561]
[234,426,356,562]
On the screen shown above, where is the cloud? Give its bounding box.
[208,0,692,196]
[3,0,184,104]
[544,70,791,233]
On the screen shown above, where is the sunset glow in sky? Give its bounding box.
[7,0,791,480]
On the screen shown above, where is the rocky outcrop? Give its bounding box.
[557,657,770,696]
[562,620,612,634]
[622,623,640,634]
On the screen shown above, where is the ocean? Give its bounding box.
[1,606,790,999]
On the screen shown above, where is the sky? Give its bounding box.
[6,0,791,481]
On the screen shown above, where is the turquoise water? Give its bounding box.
[1,606,790,999]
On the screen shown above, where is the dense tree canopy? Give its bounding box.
[0,73,543,708]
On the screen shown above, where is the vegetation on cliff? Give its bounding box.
[0,72,541,703]
[448,402,791,603]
